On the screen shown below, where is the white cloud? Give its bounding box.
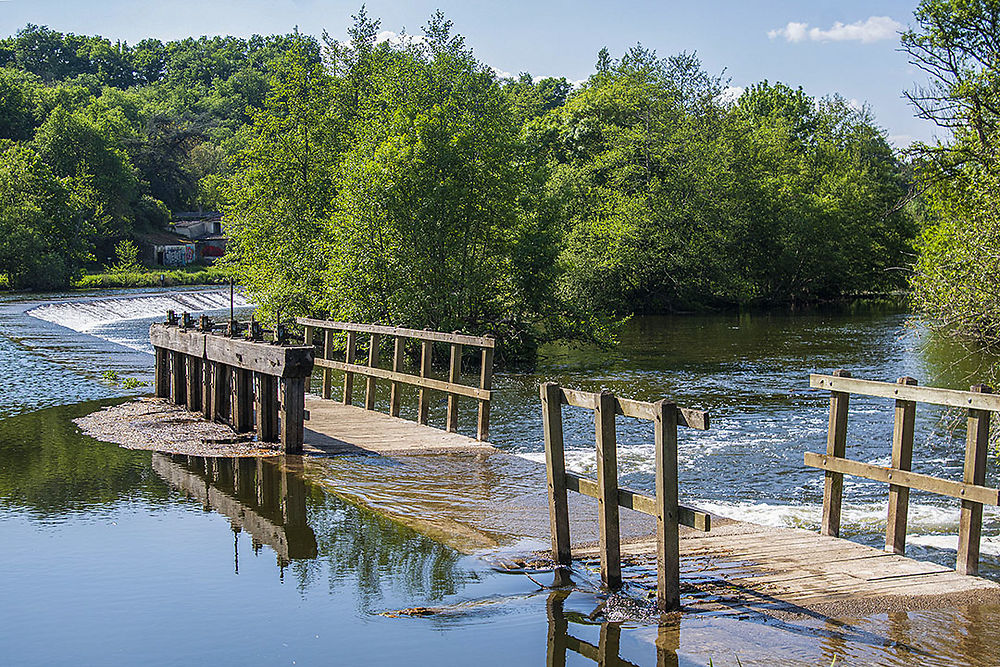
[375,30,426,47]
[720,85,745,104]
[768,16,903,44]
[847,98,864,111]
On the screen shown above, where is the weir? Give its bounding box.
[140,314,1000,616]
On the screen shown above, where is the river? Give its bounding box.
[1,287,998,665]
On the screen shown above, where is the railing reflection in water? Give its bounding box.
[151,453,318,567]
[545,590,680,667]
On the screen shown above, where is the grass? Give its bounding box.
[73,264,231,290]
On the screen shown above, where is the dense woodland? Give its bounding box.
[0,2,989,359]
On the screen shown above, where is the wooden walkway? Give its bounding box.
[576,520,1000,615]
[301,397,496,456]
[292,393,1000,616]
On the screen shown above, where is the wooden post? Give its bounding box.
[365,333,381,410]
[232,368,253,433]
[958,384,992,576]
[821,369,851,537]
[185,355,202,413]
[885,376,917,555]
[417,341,432,425]
[654,400,681,611]
[541,382,572,567]
[446,342,462,432]
[212,362,231,423]
[389,337,405,417]
[280,377,306,453]
[595,390,622,590]
[343,331,357,405]
[256,373,278,442]
[201,359,212,420]
[545,591,570,667]
[598,624,622,666]
[154,347,169,398]
[477,345,494,441]
[170,351,187,406]
[322,329,333,399]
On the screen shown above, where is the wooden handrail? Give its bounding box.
[298,318,495,441]
[559,386,710,430]
[811,374,1000,412]
[807,371,997,576]
[296,317,494,348]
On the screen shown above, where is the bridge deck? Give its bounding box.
[302,396,496,456]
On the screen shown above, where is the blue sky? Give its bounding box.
[0,1,937,146]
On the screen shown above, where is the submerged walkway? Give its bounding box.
[293,393,1000,615]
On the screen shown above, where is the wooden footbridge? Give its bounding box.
[148,313,1000,616]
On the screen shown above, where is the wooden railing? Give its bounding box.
[151,315,314,453]
[806,371,1000,576]
[541,383,711,611]
[296,319,495,441]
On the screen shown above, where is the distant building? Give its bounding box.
[169,213,227,263]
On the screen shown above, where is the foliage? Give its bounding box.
[105,239,142,274]
[534,53,912,313]
[223,11,607,359]
[72,264,230,289]
[904,0,1000,346]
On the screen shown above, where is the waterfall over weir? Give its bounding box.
[27,290,252,334]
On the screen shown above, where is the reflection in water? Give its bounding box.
[546,590,680,667]
[151,454,318,565]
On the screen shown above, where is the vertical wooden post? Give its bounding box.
[170,351,187,406]
[232,368,253,432]
[154,347,169,398]
[256,373,278,442]
[654,400,681,611]
[365,333,381,410]
[958,384,992,576]
[322,329,333,399]
[885,376,917,555]
[446,343,462,432]
[541,382,572,567]
[598,624,622,666]
[185,356,202,413]
[595,390,622,590]
[212,362,231,423]
[389,337,404,417]
[201,359,212,420]
[821,369,851,537]
[280,377,305,453]
[477,345,494,441]
[343,331,357,405]
[417,341,432,425]
[545,591,570,667]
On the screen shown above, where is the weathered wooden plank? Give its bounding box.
[154,347,170,398]
[256,373,278,442]
[169,351,187,406]
[446,343,462,432]
[804,453,1000,505]
[595,391,622,590]
[389,336,404,417]
[654,399,681,611]
[559,387,709,430]
[295,317,495,348]
[821,369,851,537]
[343,330,357,405]
[322,329,333,400]
[280,376,305,453]
[150,324,206,357]
[201,359,212,420]
[811,373,1000,412]
[477,346,493,441]
[232,367,253,433]
[959,384,993,576]
[203,335,313,378]
[314,358,492,400]
[417,340,432,425]
[185,355,202,413]
[563,472,710,530]
[886,376,917,554]
[365,333,380,411]
[541,383,572,566]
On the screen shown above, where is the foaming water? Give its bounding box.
[26,289,251,352]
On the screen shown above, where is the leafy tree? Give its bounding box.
[0,142,95,289]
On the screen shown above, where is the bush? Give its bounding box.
[72,265,230,289]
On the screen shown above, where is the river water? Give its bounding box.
[1,287,999,665]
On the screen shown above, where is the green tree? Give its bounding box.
[0,142,94,289]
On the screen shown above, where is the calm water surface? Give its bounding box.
[2,289,1000,665]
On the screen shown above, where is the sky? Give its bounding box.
[0,1,939,147]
